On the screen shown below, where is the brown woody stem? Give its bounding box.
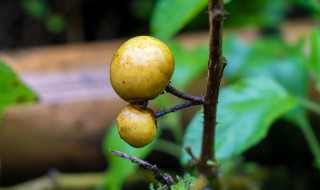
[199,0,226,188]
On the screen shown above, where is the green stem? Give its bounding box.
[297,114,320,168]
[298,98,320,116]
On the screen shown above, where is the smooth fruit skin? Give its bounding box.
[116,104,156,148]
[110,36,174,103]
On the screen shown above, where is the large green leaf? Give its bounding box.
[151,0,208,40]
[0,60,37,117]
[234,37,308,124]
[242,37,308,98]
[181,77,297,163]
[223,36,309,124]
[223,37,308,98]
[309,28,320,92]
[102,123,154,190]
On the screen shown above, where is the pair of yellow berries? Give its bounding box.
[110,36,175,148]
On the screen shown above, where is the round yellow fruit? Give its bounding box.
[110,36,174,103]
[116,104,156,148]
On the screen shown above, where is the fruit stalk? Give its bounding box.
[199,0,226,187]
[165,83,204,103]
[154,101,200,118]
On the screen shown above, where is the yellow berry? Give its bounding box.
[116,104,156,148]
[110,36,174,103]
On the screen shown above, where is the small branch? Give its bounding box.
[185,145,199,167]
[185,145,198,162]
[166,83,204,104]
[154,101,200,118]
[109,149,175,186]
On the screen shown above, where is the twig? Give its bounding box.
[154,101,200,118]
[109,149,175,186]
[165,83,204,104]
[185,145,199,167]
[199,0,226,187]
[185,145,198,162]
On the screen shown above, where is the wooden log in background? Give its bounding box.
[0,39,130,184]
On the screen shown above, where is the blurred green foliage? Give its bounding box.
[21,0,49,19]
[130,0,156,20]
[44,14,66,34]
[20,0,66,34]
[294,0,320,17]
[0,60,37,127]
[224,0,289,28]
[168,41,208,89]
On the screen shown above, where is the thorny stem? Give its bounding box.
[154,101,202,118]
[199,0,226,187]
[109,149,175,186]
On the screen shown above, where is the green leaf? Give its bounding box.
[309,28,320,92]
[168,41,208,89]
[0,60,37,110]
[151,0,207,40]
[170,174,194,190]
[223,36,308,99]
[102,123,154,190]
[242,37,309,98]
[223,36,309,125]
[181,77,297,163]
[229,37,308,124]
